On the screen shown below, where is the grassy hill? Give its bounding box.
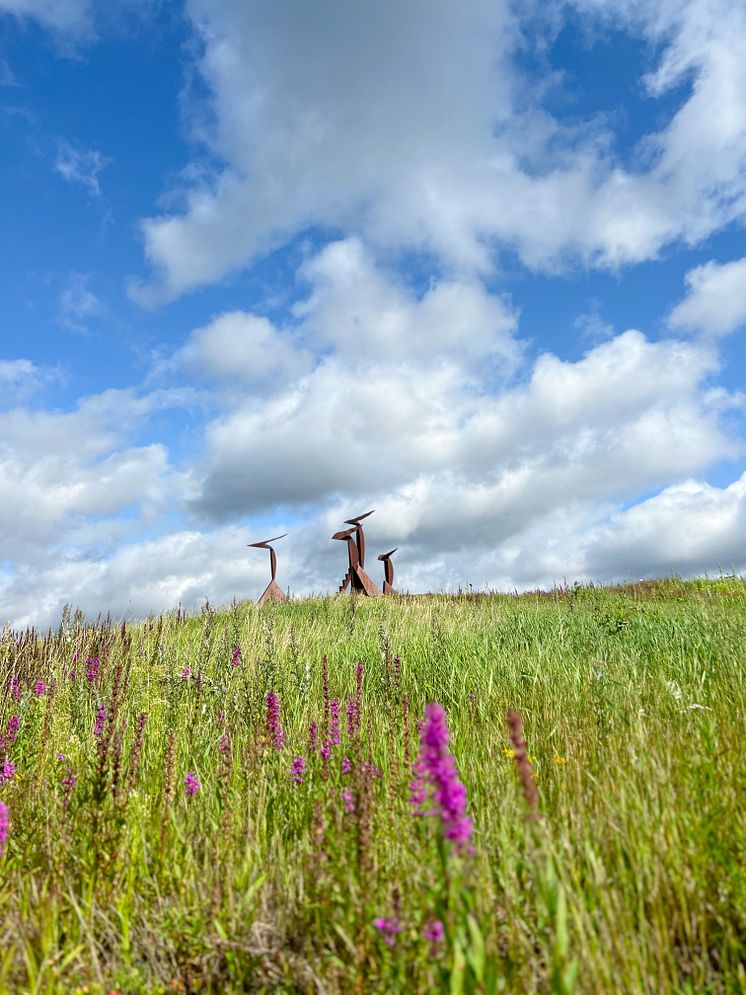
[0,580,744,993]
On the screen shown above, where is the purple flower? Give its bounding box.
[62,769,77,793]
[230,644,242,668]
[10,676,21,701]
[409,757,428,813]
[265,691,285,750]
[329,699,341,748]
[184,771,200,796]
[422,918,445,945]
[341,756,352,775]
[55,752,66,761]
[341,786,356,813]
[94,705,107,737]
[33,681,45,697]
[0,801,8,857]
[0,760,16,784]
[373,916,403,947]
[181,666,191,681]
[86,656,100,683]
[309,721,318,752]
[290,756,306,784]
[415,703,473,848]
[6,716,19,745]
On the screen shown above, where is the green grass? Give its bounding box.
[0,579,745,993]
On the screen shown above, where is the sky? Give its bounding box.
[1,0,746,629]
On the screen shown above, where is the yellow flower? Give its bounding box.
[503,748,515,758]
[554,755,568,765]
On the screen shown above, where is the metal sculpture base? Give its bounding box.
[257,578,288,605]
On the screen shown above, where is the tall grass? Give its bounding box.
[0,580,744,993]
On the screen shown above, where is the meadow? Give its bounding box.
[0,579,744,994]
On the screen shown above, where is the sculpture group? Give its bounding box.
[249,510,397,605]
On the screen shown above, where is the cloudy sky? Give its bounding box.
[2,0,746,628]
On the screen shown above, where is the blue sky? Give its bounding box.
[1,0,746,627]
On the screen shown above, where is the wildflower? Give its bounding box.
[422,918,445,953]
[10,676,20,701]
[290,756,306,784]
[62,769,77,793]
[56,753,66,761]
[265,691,285,750]
[86,656,100,683]
[184,771,200,797]
[181,666,190,681]
[409,757,428,813]
[416,703,473,846]
[506,709,540,820]
[0,801,8,857]
[373,916,403,947]
[554,755,568,765]
[94,705,107,737]
[309,721,318,752]
[5,716,19,745]
[33,680,45,697]
[503,748,515,758]
[0,760,16,783]
[329,699,341,748]
[341,755,352,775]
[341,786,356,813]
[346,698,357,738]
[230,645,242,668]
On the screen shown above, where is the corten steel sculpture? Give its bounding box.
[248,534,288,605]
[378,548,398,594]
[333,511,381,596]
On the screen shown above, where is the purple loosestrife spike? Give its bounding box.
[417,703,473,848]
[86,657,100,683]
[346,698,357,738]
[329,699,341,748]
[290,756,306,784]
[309,721,318,752]
[422,918,445,956]
[184,771,200,797]
[94,705,106,737]
[0,760,16,783]
[506,709,540,820]
[230,644,242,668]
[373,916,403,947]
[341,786,356,813]
[341,756,352,775]
[409,757,428,814]
[0,801,8,857]
[10,676,20,701]
[6,716,19,745]
[33,681,45,697]
[181,666,190,681]
[265,691,285,750]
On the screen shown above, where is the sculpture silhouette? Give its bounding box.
[378,548,398,594]
[333,514,381,596]
[248,534,288,605]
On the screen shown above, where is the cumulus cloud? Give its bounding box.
[668,257,746,336]
[0,0,94,36]
[129,0,746,301]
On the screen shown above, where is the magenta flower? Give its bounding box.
[33,681,45,697]
[422,918,445,945]
[5,716,19,745]
[0,760,16,784]
[10,676,20,701]
[86,656,100,683]
[265,691,285,750]
[341,786,356,814]
[0,801,8,857]
[230,644,242,668]
[415,703,473,847]
[290,756,306,784]
[62,769,77,794]
[409,756,428,813]
[341,756,352,775]
[93,705,107,737]
[184,771,200,796]
[329,699,341,747]
[181,666,190,681]
[308,721,318,752]
[373,916,403,947]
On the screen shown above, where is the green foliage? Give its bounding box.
[0,580,744,992]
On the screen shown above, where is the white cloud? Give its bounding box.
[0,0,93,35]
[129,0,746,301]
[54,141,109,198]
[668,257,746,336]
[57,273,106,334]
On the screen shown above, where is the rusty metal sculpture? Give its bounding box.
[378,548,398,594]
[248,534,288,605]
[333,510,381,596]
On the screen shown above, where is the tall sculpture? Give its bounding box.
[378,548,398,594]
[248,534,288,605]
[333,511,381,596]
